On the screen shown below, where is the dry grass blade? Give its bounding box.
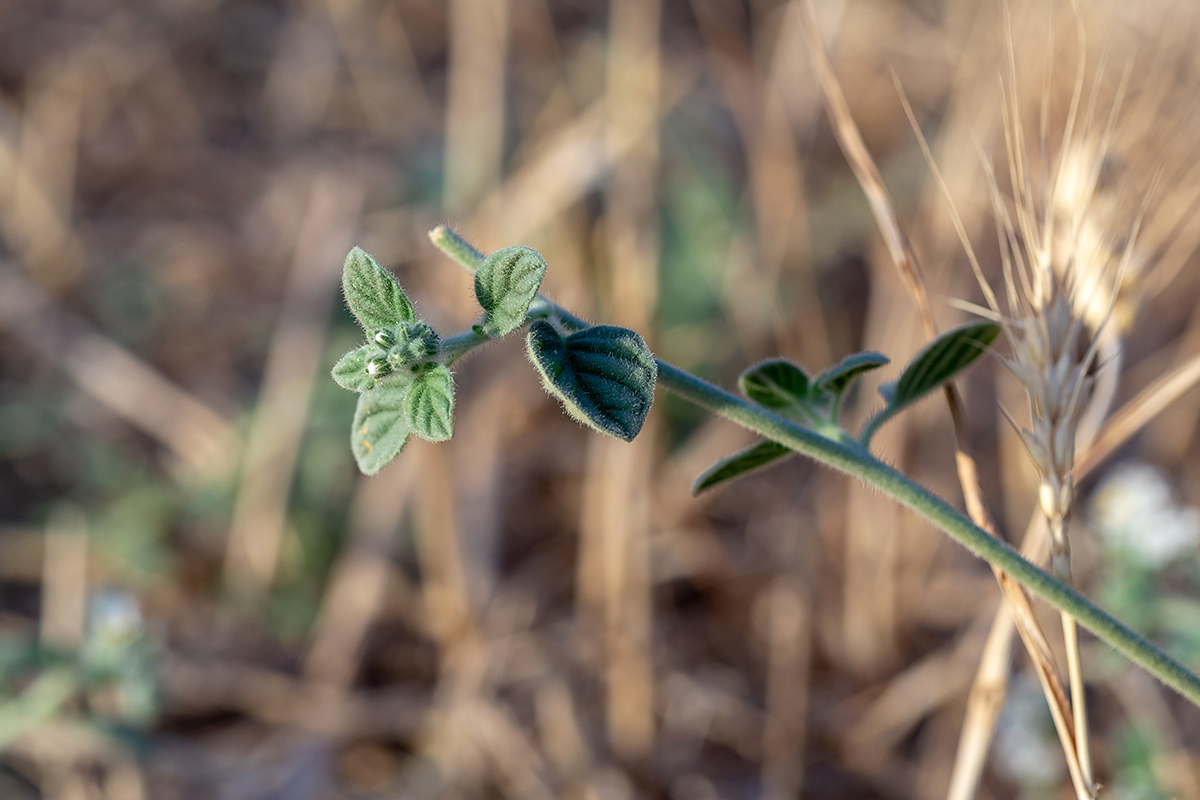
[303,454,420,688]
[760,579,811,800]
[574,0,664,761]
[443,0,510,212]
[797,0,936,337]
[223,175,366,601]
[0,267,240,482]
[951,348,1200,799]
[799,3,1092,796]
[164,657,427,738]
[39,508,87,652]
[945,607,1018,800]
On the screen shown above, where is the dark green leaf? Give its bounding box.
[351,385,410,475]
[404,365,455,442]
[738,359,817,422]
[816,351,890,394]
[526,321,656,441]
[692,440,791,495]
[342,247,416,331]
[891,321,1001,409]
[475,246,547,338]
[332,346,375,392]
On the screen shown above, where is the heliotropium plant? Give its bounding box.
[330,227,1200,711]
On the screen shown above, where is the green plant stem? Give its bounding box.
[430,226,591,333]
[427,224,1200,708]
[655,359,1200,707]
[859,408,890,447]
[439,329,491,366]
[429,224,488,270]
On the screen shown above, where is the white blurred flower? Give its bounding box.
[83,589,145,669]
[1090,462,1200,569]
[994,675,1064,787]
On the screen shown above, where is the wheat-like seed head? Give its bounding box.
[1049,146,1148,333]
[1005,277,1094,568]
[970,10,1149,577]
[922,2,1199,580]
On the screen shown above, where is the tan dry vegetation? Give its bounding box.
[2,1,1200,798]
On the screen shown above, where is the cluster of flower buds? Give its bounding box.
[363,321,441,381]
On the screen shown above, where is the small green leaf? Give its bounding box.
[739,359,818,423]
[526,321,656,441]
[352,385,410,475]
[332,346,375,392]
[891,321,1001,409]
[475,246,547,338]
[692,440,791,495]
[404,365,455,442]
[878,381,897,405]
[816,351,890,394]
[343,247,416,331]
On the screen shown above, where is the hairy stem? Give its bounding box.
[439,328,492,366]
[428,225,1200,709]
[655,359,1200,707]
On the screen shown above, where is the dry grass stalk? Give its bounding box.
[39,507,88,653]
[760,578,811,800]
[951,341,1200,799]
[443,0,510,212]
[583,0,663,761]
[966,13,1174,793]
[223,175,366,601]
[0,267,241,483]
[302,453,420,688]
[799,0,910,676]
[687,0,830,364]
[799,3,1091,796]
[945,7,1200,794]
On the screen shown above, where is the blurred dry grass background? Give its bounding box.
[4,0,1200,798]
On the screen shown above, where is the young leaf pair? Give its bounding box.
[694,321,1000,494]
[694,351,888,494]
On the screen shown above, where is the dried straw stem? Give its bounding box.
[797,4,1095,797]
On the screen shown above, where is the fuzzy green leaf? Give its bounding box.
[475,246,547,338]
[739,359,818,423]
[332,346,376,392]
[526,321,656,441]
[692,440,791,495]
[891,321,1001,409]
[404,365,455,442]
[351,385,410,475]
[343,247,416,331]
[816,351,890,394]
[878,381,897,405]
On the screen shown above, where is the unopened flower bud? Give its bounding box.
[405,321,440,359]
